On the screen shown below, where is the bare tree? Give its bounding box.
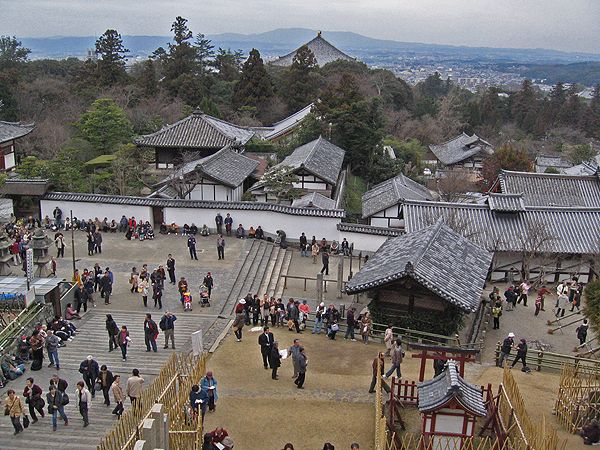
[516,220,558,281]
[162,150,204,199]
[436,170,475,202]
[422,210,480,240]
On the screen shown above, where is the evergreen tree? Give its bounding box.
[584,84,600,138]
[418,72,450,99]
[510,79,540,134]
[76,98,134,155]
[559,84,584,127]
[95,29,129,86]
[547,82,566,125]
[281,45,320,112]
[0,36,30,69]
[137,59,158,97]
[162,17,197,93]
[232,49,274,110]
[194,33,214,75]
[213,48,244,82]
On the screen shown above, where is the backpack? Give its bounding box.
[159,317,166,331]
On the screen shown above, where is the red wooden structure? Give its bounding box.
[410,343,479,382]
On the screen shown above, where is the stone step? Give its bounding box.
[221,239,262,314]
[274,250,293,299]
[227,241,269,311]
[239,242,271,302]
[256,245,281,296]
[266,248,287,298]
[249,243,278,295]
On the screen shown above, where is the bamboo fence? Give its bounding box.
[97,353,207,450]
[375,357,388,450]
[555,363,600,433]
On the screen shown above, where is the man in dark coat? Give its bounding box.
[498,332,515,367]
[74,284,89,313]
[203,272,214,298]
[258,326,274,369]
[269,342,281,380]
[100,271,113,304]
[320,251,330,275]
[215,213,223,235]
[79,355,99,398]
[144,313,159,352]
[187,235,198,260]
[224,213,233,236]
[344,307,356,341]
[166,254,176,284]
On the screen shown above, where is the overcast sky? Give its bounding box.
[1,0,599,53]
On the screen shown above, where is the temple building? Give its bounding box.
[270,32,355,67]
[0,121,35,171]
[249,136,345,203]
[426,133,493,173]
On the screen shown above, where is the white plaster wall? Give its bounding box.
[40,200,153,226]
[292,181,328,190]
[189,184,232,201]
[4,152,15,170]
[337,231,388,252]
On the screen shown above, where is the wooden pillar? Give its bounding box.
[418,349,427,382]
[316,273,324,304]
[337,255,344,299]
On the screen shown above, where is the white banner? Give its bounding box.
[26,248,34,283]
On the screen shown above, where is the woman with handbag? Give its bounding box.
[4,389,24,435]
[46,385,68,431]
[118,326,131,362]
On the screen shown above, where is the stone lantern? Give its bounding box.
[0,231,13,276]
[30,228,52,277]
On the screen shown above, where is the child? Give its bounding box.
[183,291,193,312]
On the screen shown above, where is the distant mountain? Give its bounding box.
[20,28,600,64]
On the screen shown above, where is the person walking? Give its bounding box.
[101,271,113,305]
[74,284,89,314]
[299,233,308,257]
[344,307,356,341]
[76,381,91,427]
[311,241,319,264]
[50,374,68,395]
[269,342,282,380]
[97,365,114,406]
[45,330,61,369]
[23,377,45,423]
[498,332,515,367]
[203,272,214,299]
[384,339,404,379]
[294,347,307,389]
[29,330,44,371]
[126,369,144,406]
[144,313,159,352]
[5,389,25,435]
[492,301,502,329]
[166,254,176,284]
[224,213,233,236]
[188,235,198,260]
[361,313,372,344]
[577,319,589,346]
[556,281,569,317]
[233,299,246,341]
[111,375,124,418]
[46,385,68,431]
[159,311,177,349]
[289,300,301,334]
[129,267,139,293]
[384,325,394,357]
[258,326,274,369]
[86,231,95,256]
[138,276,149,307]
[79,355,99,398]
[153,278,164,310]
[217,234,225,260]
[511,338,528,371]
[288,339,302,379]
[93,230,103,254]
[369,352,385,393]
[517,280,531,306]
[320,251,330,275]
[106,314,119,352]
[200,371,218,413]
[215,213,223,235]
[118,326,130,361]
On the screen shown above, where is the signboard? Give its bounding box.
[26,248,34,284]
[191,329,204,356]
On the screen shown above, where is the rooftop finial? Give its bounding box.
[317,31,322,37]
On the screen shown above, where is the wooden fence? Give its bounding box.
[98,353,207,450]
[555,363,600,433]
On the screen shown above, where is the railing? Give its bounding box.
[281,274,347,293]
[99,353,207,450]
[494,341,600,374]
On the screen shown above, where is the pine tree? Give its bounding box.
[162,17,197,91]
[194,33,214,75]
[559,85,584,128]
[510,79,540,134]
[95,29,129,86]
[547,82,566,125]
[213,48,244,82]
[281,45,320,113]
[0,36,30,69]
[232,49,274,110]
[137,59,158,97]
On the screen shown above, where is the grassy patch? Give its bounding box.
[344,173,368,218]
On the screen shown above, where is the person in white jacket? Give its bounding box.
[555,281,569,317]
[76,381,92,427]
[384,325,394,357]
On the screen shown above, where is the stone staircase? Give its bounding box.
[220,240,292,315]
[0,309,220,450]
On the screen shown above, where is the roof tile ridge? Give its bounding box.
[411,220,443,269]
[430,134,464,148]
[137,114,193,140]
[197,146,229,169]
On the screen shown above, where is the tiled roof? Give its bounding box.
[0,121,35,144]
[0,178,50,196]
[291,192,336,209]
[337,223,404,237]
[402,198,600,254]
[345,219,491,312]
[429,133,493,166]
[271,34,355,68]
[252,104,314,141]
[134,111,255,149]
[487,193,525,212]
[277,136,345,185]
[535,155,572,171]
[42,192,346,218]
[564,161,598,176]
[417,360,486,416]
[362,174,433,218]
[498,169,600,207]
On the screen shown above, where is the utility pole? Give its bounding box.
[70,210,76,274]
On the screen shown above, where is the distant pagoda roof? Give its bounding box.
[0,121,35,145]
[270,32,355,68]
